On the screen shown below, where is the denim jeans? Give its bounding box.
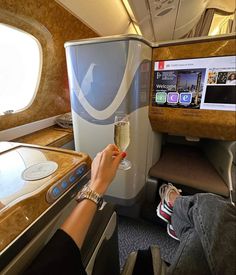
[167,193,236,275]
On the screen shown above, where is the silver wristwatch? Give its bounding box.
[76,184,104,210]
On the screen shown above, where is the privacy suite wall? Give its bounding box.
[0,0,98,131]
[150,37,236,140]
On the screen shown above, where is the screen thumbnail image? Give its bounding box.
[217,72,228,84]
[176,70,205,107]
[226,72,236,84]
[207,71,218,84]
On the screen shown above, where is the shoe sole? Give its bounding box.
[167,223,179,241]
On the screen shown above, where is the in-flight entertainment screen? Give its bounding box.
[152,55,236,111]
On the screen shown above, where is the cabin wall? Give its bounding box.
[0,0,98,131]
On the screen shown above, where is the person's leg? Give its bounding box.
[190,193,236,275]
[167,195,211,275]
[169,193,236,275]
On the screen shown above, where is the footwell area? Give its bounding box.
[118,215,179,269]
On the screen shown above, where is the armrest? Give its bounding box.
[81,203,120,275]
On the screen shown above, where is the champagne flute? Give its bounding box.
[114,114,132,170]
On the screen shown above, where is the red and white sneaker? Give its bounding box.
[156,183,181,224]
[156,201,172,223]
[167,223,179,241]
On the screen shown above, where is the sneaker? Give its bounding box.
[156,202,172,223]
[156,183,181,223]
[167,223,179,241]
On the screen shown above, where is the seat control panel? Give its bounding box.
[46,162,88,203]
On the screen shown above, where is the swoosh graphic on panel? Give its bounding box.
[71,59,151,125]
[70,41,151,121]
[68,41,128,111]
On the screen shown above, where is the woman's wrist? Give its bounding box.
[89,179,107,195]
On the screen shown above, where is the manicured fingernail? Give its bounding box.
[122,152,127,158]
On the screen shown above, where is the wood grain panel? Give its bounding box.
[152,39,236,60]
[0,0,98,131]
[150,37,236,140]
[13,126,73,147]
[0,143,91,252]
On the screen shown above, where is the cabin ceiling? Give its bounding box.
[56,0,235,42]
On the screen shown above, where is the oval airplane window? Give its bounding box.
[0,24,42,115]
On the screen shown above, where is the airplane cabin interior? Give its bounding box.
[0,1,235,274]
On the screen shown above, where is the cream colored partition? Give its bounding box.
[65,36,157,205]
[202,140,236,202]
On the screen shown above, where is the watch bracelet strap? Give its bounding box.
[76,182,103,208]
[79,192,99,207]
[85,181,102,198]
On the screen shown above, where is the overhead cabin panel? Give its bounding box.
[174,0,208,39]
[149,0,180,41]
[56,0,137,36]
[208,0,236,13]
[128,0,155,41]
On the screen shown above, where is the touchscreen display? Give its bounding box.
[152,56,236,111]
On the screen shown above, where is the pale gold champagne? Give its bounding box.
[114,121,130,151]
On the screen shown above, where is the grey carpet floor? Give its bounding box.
[118,215,179,269]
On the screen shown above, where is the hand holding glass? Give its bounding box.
[114,115,132,170]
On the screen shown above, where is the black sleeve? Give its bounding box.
[24,229,86,275]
